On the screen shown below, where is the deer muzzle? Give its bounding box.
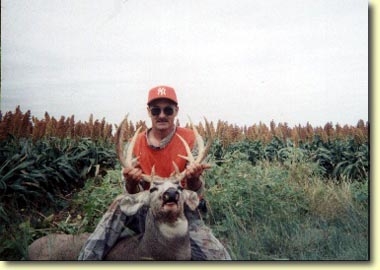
[163,187,180,205]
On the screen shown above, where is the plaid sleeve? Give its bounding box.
[78,196,129,260]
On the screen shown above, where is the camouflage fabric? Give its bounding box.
[78,193,231,260]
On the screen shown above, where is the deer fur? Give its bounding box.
[28,180,199,260]
[28,233,91,260]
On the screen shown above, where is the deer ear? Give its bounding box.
[183,190,200,211]
[119,191,150,215]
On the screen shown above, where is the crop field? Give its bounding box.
[0,107,369,260]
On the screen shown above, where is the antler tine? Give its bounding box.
[140,165,155,183]
[177,117,213,165]
[188,116,204,163]
[176,133,195,163]
[115,116,129,168]
[142,165,169,183]
[172,161,181,175]
[191,116,213,164]
[125,126,142,167]
[115,115,142,168]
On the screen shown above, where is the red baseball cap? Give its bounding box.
[147,85,178,105]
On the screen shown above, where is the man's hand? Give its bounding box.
[122,165,143,193]
[185,163,211,191]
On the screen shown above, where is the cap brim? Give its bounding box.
[147,97,178,105]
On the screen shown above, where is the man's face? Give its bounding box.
[147,99,178,131]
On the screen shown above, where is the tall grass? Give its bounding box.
[204,151,368,260]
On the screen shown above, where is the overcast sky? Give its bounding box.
[1,0,368,128]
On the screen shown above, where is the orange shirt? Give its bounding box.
[133,127,195,189]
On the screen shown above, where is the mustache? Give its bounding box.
[156,118,169,122]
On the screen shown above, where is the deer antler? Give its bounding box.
[116,116,140,168]
[115,116,154,182]
[175,117,213,178]
[116,116,213,184]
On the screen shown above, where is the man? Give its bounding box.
[78,85,231,260]
[123,85,208,195]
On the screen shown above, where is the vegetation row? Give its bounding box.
[1,106,368,145]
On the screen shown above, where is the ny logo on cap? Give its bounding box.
[157,87,166,96]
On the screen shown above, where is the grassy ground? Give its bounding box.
[204,151,368,260]
[0,154,368,260]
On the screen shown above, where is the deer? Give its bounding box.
[28,117,213,260]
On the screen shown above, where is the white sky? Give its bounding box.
[1,0,368,128]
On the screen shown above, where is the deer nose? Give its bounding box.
[163,188,180,203]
